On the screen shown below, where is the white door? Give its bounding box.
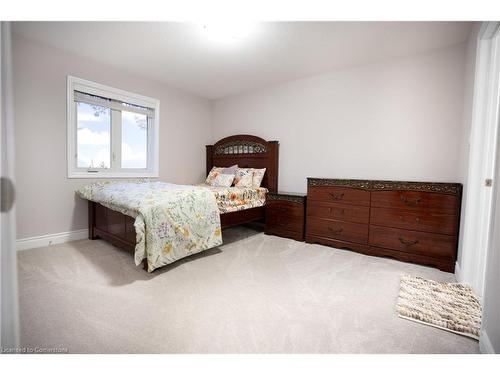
[479,82,500,354]
[460,22,500,298]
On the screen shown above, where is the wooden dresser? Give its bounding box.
[305,178,462,272]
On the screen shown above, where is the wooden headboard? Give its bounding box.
[206,135,279,193]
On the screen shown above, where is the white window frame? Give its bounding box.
[67,75,160,178]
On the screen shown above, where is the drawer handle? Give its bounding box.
[399,215,421,223]
[399,236,419,246]
[400,195,422,206]
[328,227,343,234]
[329,192,344,200]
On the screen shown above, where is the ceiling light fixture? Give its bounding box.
[197,21,258,46]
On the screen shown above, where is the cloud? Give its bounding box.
[76,139,146,169]
[77,128,110,145]
[77,147,110,168]
[122,142,147,168]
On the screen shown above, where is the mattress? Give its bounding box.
[76,180,222,272]
[200,184,268,213]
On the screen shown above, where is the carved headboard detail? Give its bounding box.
[214,140,267,155]
[206,135,279,193]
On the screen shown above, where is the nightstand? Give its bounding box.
[265,192,306,241]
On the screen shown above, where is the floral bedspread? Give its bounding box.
[199,184,268,213]
[76,180,222,272]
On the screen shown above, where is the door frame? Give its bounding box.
[459,22,500,298]
[0,21,20,350]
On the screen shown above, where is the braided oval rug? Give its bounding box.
[396,275,482,340]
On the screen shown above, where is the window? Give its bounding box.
[67,76,159,178]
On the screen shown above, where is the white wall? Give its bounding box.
[212,44,467,193]
[12,34,213,239]
[13,34,473,244]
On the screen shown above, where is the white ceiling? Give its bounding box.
[13,22,472,99]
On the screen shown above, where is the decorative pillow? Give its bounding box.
[221,164,238,175]
[234,168,254,187]
[205,165,238,185]
[211,174,235,187]
[252,168,266,187]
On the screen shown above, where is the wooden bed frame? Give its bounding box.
[87,134,279,267]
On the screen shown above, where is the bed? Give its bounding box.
[82,134,279,271]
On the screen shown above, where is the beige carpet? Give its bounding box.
[397,275,482,339]
[17,225,479,353]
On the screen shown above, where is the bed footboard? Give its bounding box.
[88,201,136,251]
[88,201,148,270]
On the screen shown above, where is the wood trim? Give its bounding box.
[88,200,97,240]
[307,178,462,196]
[308,178,371,190]
[220,206,265,229]
[94,226,147,270]
[368,246,455,272]
[267,192,306,204]
[371,181,462,196]
[267,141,279,193]
[305,234,454,272]
[266,228,304,242]
[206,145,214,177]
[94,228,135,253]
[305,235,371,253]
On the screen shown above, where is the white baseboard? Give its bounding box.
[480,329,496,354]
[16,229,88,251]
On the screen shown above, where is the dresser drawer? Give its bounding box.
[307,217,369,244]
[308,186,370,206]
[371,191,459,214]
[369,225,456,259]
[370,207,457,235]
[266,215,303,233]
[266,201,304,233]
[266,200,304,219]
[307,201,369,224]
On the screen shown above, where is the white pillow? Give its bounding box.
[205,165,238,185]
[234,168,254,188]
[252,168,266,187]
[211,174,235,187]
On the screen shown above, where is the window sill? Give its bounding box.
[68,171,159,179]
